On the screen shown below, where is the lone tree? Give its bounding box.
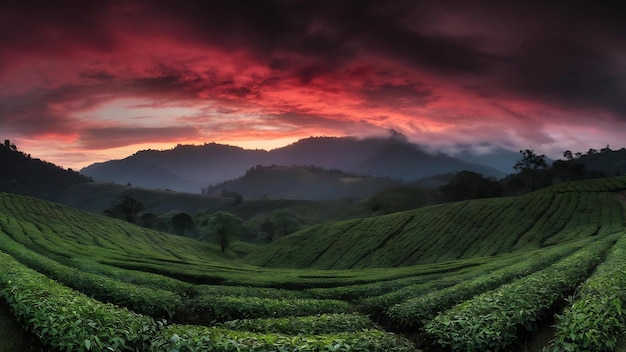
[104,196,144,223]
[208,211,242,252]
[514,149,548,191]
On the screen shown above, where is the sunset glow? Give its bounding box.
[2,1,625,169]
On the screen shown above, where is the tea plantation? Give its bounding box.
[1,176,626,351]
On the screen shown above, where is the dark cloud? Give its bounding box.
[361,83,438,108]
[2,0,626,167]
[506,37,626,118]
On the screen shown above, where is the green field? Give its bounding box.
[1,176,626,351]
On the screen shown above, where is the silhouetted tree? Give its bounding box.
[563,150,573,160]
[259,217,275,242]
[514,149,548,191]
[104,196,144,223]
[171,212,196,237]
[207,211,242,252]
[220,188,243,204]
[439,171,502,201]
[272,210,300,238]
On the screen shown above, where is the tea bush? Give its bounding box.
[546,233,626,351]
[425,236,614,351]
[151,324,415,351]
[387,241,580,328]
[0,252,161,352]
[219,313,371,334]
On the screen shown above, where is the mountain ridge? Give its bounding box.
[81,135,510,193]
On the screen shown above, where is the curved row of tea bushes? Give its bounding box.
[218,313,371,335]
[0,251,160,352]
[424,236,615,352]
[192,295,351,322]
[0,250,416,351]
[150,325,415,352]
[0,228,185,320]
[386,240,582,328]
[546,233,626,351]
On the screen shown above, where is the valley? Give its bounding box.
[1,176,626,351]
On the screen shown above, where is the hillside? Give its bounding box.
[246,176,626,269]
[81,135,507,193]
[205,165,402,200]
[1,176,626,351]
[0,142,91,200]
[55,182,350,223]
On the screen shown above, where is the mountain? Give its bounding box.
[0,141,91,200]
[81,135,506,193]
[82,143,269,193]
[205,165,402,200]
[445,143,522,174]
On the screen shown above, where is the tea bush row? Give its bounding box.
[0,230,184,320]
[546,233,626,351]
[0,251,160,352]
[191,295,351,323]
[386,240,581,328]
[218,313,371,335]
[150,324,415,352]
[424,236,614,351]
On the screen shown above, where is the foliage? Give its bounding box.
[386,241,581,328]
[190,295,351,323]
[546,233,626,351]
[151,324,415,352]
[1,174,626,351]
[103,195,145,223]
[438,170,502,201]
[246,177,626,268]
[0,252,161,352]
[218,313,371,335]
[206,211,243,252]
[424,237,614,351]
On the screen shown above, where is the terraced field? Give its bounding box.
[1,176,626,351]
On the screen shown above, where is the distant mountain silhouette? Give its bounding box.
[205,165,402,200]
[0,141,91,200]
[81,135,508,193]
[445,143,522,174]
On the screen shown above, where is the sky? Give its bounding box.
[1,0,626,170]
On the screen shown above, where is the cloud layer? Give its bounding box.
[1,0,625,168]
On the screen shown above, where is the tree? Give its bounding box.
[171,212,196,237]
[220,188,243,205]
[103,196,144,223]
[563,150,573,160]
[207,211,242,252]
[272,210,300,238]
[513,149,548,191]
[259,217,275,242]
[438,171,502,201]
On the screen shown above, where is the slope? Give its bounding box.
[206,165,401,200]
[0,143,91,200]
[245,176,626,269]
[1,177,626,351]
[81,135,506,192]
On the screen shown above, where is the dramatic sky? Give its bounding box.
[2,0,626,169]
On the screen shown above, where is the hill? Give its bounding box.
[205,165,402,200]
[55,182,352,224]
[81,135,506,193]
[2,176,626,351]
[245,176,626,269]
[0,141,91,200]
[573,147,626,176]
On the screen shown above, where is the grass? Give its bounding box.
[0,175,625,351]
